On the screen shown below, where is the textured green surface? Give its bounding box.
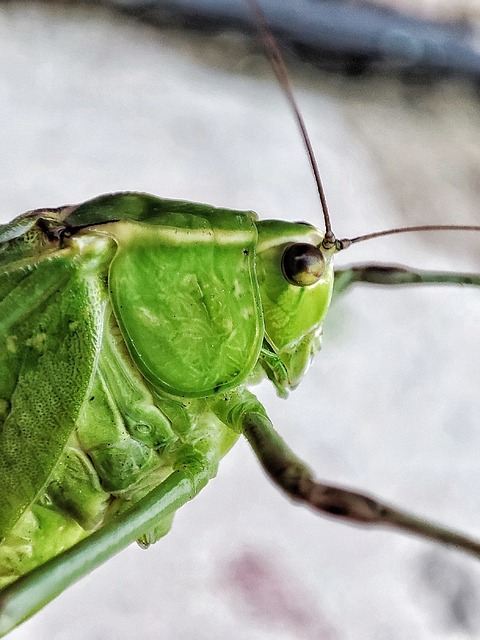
[0,241,108,539]
[108,217,262,396]
[0,192,335,630]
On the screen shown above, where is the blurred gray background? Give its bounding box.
[2,2,480,638]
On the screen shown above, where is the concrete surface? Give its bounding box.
[1,2,480,639]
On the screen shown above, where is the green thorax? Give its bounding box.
[68,194,264,398]
[67,194,334,397]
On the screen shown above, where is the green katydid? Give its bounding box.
[1,2,480,637]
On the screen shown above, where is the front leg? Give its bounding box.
[333,263,480,297]
[215,391,480,559]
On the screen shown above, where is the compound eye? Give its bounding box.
[281,243,325,286]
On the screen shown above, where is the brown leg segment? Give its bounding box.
[241,408,480,558]
[333,263,480,297]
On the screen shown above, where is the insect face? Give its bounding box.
[255,219,334,391]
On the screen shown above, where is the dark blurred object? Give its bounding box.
[94,0,480,81]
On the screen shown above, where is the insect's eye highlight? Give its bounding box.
[281,243,325,286]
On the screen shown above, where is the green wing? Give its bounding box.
[0,225,107,538]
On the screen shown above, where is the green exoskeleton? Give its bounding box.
[1,2,480,637]
[2,191,480,635]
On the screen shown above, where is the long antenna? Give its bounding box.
[245,0,334,246]
[337,224,480,250]
[246,1,480,254]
